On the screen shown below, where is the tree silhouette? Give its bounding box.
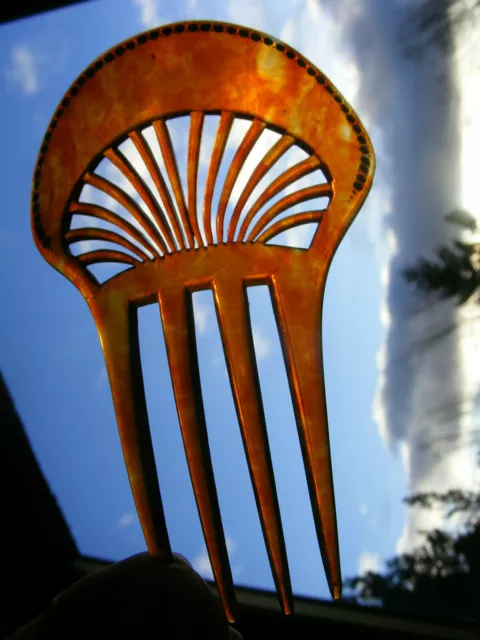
[401,0,480,59]
[404,210,480,305]
[344,489,480,620]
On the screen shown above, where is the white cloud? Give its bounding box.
[133,0,161,28]
[358,551,381,576]
[192,536,241,580]
[193,298,210,334]
[252,325,270,360]
[5,45,39,95]
[117,512,136,528]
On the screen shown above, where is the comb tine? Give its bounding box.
[96,298,172,561]
[271,278,342,599]
[159,288,238,623]
[213,278,293,615]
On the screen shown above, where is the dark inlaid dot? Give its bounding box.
[115,46,125,55]
[104,52,114,62]
[61,97,70,107]
[297,58,306,67]
[286,50,295,59]
[126,41,135,50]
[347,115,355,123]
[360,145,369,154]
[356,174,366,183]
[353,181,364,190]
[175,24,185,33]
[78,76,86,86]
[357,135,366,144]
[32,192,39,202]
[361,155,370,165]
[275,43,285,52]
[163,26,173,35]
[70,86,78,96]
[251,32,261,42]
[37,156,44,167]
[149,30,159,39]
[86,67,95,78]
[334,95,342,103]
[41,144,48,154]
[316,75,325,84]
[137,34,148,44]
[188,24,198,32]
[213,24,223,32]
[95,60,104,69]
[353,124,361,134]
[264,36,273,45]
[341,105,349,113]
[44,132,51,141]
[326,86,333,94]
[359,163,369,174]
[239,28,248,37]
[33,203,40,215]
[34,180,39,190]
[43,238,51,249]
[35,170,41,180]
[226,26,236,34]
[201,23,211,31]
[307,67,315,76]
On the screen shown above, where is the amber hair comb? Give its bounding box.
[31,21,375,622]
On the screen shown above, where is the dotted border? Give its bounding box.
[32,21,372,250]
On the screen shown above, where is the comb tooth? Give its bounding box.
[96,298,172,561]
[213,278,293,615]
[159,288,237,623]
[271,277,342,600]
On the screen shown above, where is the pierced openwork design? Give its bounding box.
[32,21,375,623]
[67,112,331,281]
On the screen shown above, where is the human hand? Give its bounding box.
[9,553,242,639]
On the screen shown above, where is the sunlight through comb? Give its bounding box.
[31,21,375,623]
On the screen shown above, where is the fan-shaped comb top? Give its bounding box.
[32,20,374,292]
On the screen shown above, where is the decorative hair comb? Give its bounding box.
[32,21,375,622]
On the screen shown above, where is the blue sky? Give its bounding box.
[2,0,478,605]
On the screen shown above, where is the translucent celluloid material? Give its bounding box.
[31,21,375,622]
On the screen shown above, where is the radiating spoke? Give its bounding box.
[66,227,151,262]
[218,118,266,244]
[203,112,235,245]
[256,211,324,245]
[69,202,156,257]
[228,135,295,241]
[128,130,191,250]
[153,119,192,248]
[187,112,206,247]
[246,184,331,242]
[83,172,169,255]
[238,156,321,242]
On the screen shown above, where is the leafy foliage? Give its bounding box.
[401,0,480,59]
[344,489,480,619]
[404,211,479,305]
